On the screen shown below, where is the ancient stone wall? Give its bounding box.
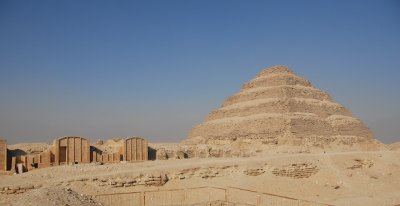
[0,139,6,171]
[93,152,122,163]
[1,136,150,174]
[38,149,52,168]
[54,137,90,165]
[6,149,52,172]
[123,137,148,161]
[0,184,42,195]
[272,163,319,178]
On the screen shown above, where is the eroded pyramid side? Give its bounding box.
[185,65,377,149]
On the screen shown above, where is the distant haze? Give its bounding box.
[0,1,399,144]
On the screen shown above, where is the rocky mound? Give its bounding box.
[93,138,124,154]
[185,65,381,150]
[2,186,100,206]
[389,142,400,151]
[7,143,51,156]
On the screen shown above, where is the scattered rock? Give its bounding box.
[347,159,374,170]
[244,168,265,176]
[272,163,319,178]
[156,148,168,160]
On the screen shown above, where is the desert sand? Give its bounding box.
[1,146,399,206]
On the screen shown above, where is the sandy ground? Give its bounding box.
[1,149,399,206]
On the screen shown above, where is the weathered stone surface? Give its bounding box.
[6,190,16,194]
[243,168,265,176]
[21,184,34,190]
[347,159,374,170]
[185,65,380,150]
[0,138,7,172]
[272,162,319,178]
[156,148,168,160]
[143,174,168,186]
[9,186,20,190]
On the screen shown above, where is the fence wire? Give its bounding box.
[95,186,334,206]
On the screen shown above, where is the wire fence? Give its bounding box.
[144,186,226,206]
[94,186,334,206]
[95,191,142,206]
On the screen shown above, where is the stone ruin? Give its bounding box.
[0,139,6,172]
[272,163,319,178]
[185,65,381,150]
[0,136,148,174]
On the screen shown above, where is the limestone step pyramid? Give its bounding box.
[186,66,376,148]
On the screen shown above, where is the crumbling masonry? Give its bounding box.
[0,136,149,174]
[0,139,7,172]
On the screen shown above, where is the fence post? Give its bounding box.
[183,189,187,205]
[225,187,229,203]
[142,191,146,206]
[208,187,211,204]
[256,194,261,206]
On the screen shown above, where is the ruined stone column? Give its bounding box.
[0,138,7,171]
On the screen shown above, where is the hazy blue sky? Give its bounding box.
[0,0,399,144]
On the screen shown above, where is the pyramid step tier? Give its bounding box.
[207,98,351,121]
[190,113,373,143]
[222,85,332,107]
[256,65,295,77]
[241,73,311,90]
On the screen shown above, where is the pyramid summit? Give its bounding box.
[256,65,296,77]
[186,65,379,150]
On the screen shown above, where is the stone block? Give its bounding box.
[6,190,16,194]
[0,139,6,171]
[123,137,149,161]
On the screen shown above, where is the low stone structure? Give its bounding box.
[54,137,90,165]
[347,159,374,170]
[0,184,41,195]
[1,136,150,174]
[0,138,7,171]
[123,137,148,162]
[243,168,265,176]
[272,163,319,178]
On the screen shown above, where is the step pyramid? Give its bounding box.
[186,66,376,147]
